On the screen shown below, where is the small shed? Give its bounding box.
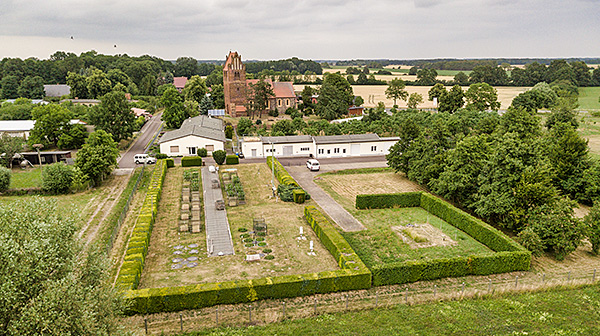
[19,151,72,165]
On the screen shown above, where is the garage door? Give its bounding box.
[283,146,293,156]
[351,144,360,156]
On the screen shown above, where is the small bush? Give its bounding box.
[258,242,267,246]
[212,150,226,165]
[268,109,279,117]
[166,158,175,168]
[238,227,248,232]
[225,155,239,165]
[255,237,265,242]
[155,153,168,159]
[243,238,253,243]
[263,248,272,253]
[42,162,74,194]
[0,166,11,192]
[245,243,254,247]
[240,233,250,238]
[264,255,275,260]
[181,156,202,167]
[198,148,208,157]
[517,228,545,257]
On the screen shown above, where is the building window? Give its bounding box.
[278,99,282,106]
[327,149,331,154]
[334,148,340,154]
[343,148,346,153]
[318,149,324,154]
[371,146,377,152]
[300,147,309,151]
[170,145,179,153]
[266,148,275,153]
[286,99,289,106]
[188,147,196,155]
[206,145,214,151]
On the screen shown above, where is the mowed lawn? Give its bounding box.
[180,285,600,336]
[578,87,600,110]
[10,167,42,188]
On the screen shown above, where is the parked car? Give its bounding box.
[235,152,245,159]
[134,154,156,164]
[215,199,225,210]
[306,159,320,171]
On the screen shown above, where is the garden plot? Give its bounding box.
[392,223,457,249]
[138,163,339,289]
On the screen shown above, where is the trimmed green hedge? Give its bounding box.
[123,206,371,314]
[225,155,239,165]
[116,160,167,291]
[266,156,305,203]
[165,158,174,168]
[355,191,531,286]
[181,156,202,167]
[293,189,306,203]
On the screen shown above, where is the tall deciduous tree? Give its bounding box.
[247,79,275,119]
[161,87,186,128]
[438,85,464,113]
[385,78,408,106]
[85,68,112,99]
[465,83,500,111]
[183,75,207,103]
[75,130,119,185]
[17,76,45,99]
[89,91,135,143]
[0,75,19,99]
[0,134,24,168]
[28,104,73,147]
[316,73,353,120]
[584,202,600,255]
[66,71,88,99]
[407,93,424,109]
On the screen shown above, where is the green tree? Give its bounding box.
[174,57,198,77]
[428,83,446,102]
[0,166,10,192]
[212,149,226,165]
[139,74,157,96]
[225,125,233,139]
[546,60,575,84]
[407,93,424,109]
[247,79,275,119]
[161,87,186,129]
[210,84,225,109]
[454,72,470,85]
[42,162,74,194]
[66,71,88,99]
[526,197,586,261]
[0,134,24,168]
[469,64,509,86]
[545,98,579,129]
[416,69,438,85]
[584,202,600,255]
[237,117,253,136]
[271,119,296,136]
[438,85,464,113]
[17,76,45,99]
[85,68,112,99]
[89,91,135,142]
[0,197,127,335]
[183,75,207,103]
[301,86,316,112]
[0,75,19,99]
[75,130,119,186]
[465,83,500,111]
[28,104,73,147]
[385,78,408,106]
[198,95,214,115]
[206,68,223,87]
[57,124,87,150]
[316,73,353,120]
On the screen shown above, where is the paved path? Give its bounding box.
[201,166,234,256]
[287,159,388,232]
[118,112,163,169]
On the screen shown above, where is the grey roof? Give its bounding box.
[43,84,71,97]
[313,134,380,144]
[261,135,313,144]
[159,115,225,144]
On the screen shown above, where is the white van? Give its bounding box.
[306,159,320,171]
[134,154,156,164]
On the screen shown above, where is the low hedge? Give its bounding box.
[116,160,167,291]
[266,156,305,203]
[123,206,371,314]
[225,155,239,165]
[181,156,202,167]
[293,189,306,203]
[165,158,175,168]
[355,191,531,286]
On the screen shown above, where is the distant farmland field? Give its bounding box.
[294,84,529,109]
[578,87,600,110]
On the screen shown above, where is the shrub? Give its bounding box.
[155,153,168,159]
[42,162,74,194]
[258,242,267,246]
[165,158,175,168]
[198,148,208,157]
[268,109,279,117]
[356,192,421,209]
[181,156,202,167]
[264,255,275,260]
[0,166,10,192]
[225,125,234,139]
[293,189,306,203]
[212,150,226,165]
[238,227,248,232]
[263,248,272,253]
[517,228,545,257]
[225,155,239,165]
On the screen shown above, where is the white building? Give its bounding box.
[158,115,226,156]
[0,119,88,140]
[240,134,399,159]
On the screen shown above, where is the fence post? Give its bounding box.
[568,271,571,283]
[593,269,597,283]
[434,285,437,299]
[216,307,219,327]
[405,287,409,305]
[375,291,378,308]
[314,298,318,315]
[248,305,252,324]
[345,294,349,311]
[180,313,183,332]
[515,275,519,289]
[282,301,286,319]
[461,282,465,298]
[542,273,546,283]
[144,318,148,335]
[488,279,492,294]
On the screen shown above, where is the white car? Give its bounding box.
[134,154,156,164]
[306,159,320,171]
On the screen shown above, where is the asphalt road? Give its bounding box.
[118,112,163,169]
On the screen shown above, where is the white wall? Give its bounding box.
[160,135,224,156]
[241,141,263,158]
[241,142,314,158]
[242,138,398,159]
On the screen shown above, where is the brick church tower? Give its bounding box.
[223,51,247,117]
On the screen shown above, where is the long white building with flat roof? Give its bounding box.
[240,133,398,159]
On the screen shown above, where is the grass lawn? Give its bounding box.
[578,87,600,110]
[180,285,600,336]
[10,167,42,188]
[138,163,338,289]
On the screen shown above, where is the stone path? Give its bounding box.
[201,166,234,256]
[287,160,388,232]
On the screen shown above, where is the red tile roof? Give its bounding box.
[173,77,188,89]
[245,79,295,98]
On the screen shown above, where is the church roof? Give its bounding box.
[246,79,295,99]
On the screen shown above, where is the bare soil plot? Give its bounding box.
[138,164,338,289]
[294,85,529,109]
[392,223,457,249]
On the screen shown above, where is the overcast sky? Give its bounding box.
[0,0,598,61]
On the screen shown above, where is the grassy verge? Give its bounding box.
[9,167,42,188]
[578,87,600,110]
[177,285,600,336]
[318,167,392,176]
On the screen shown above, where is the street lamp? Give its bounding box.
[33,144,43,175]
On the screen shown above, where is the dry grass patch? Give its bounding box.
[138,164,338,289]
